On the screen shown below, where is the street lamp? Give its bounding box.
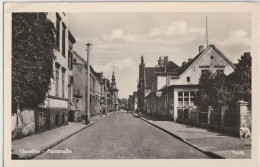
[85,43,92,125]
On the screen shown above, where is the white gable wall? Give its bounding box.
[170,47,235,86]
[157,76,167,91]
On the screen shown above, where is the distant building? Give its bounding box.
[118,98,128,110]
[128,95,134,111]
[72,51,105,120]
[137,55,179,115]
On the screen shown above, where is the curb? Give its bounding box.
[133,113,224,159]
[13,113,112,160]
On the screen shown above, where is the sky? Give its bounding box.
[68,12,251,99]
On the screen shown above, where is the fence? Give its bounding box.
[176,101,251,138]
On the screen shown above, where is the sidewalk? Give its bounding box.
[133,113,251,159]
[12,112,113,159]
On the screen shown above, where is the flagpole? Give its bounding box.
[206,16,208,47]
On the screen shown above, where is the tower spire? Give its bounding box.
[112,66,115,80]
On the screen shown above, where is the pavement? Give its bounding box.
[133,112,251,159]
[12,111,113,159]
[35,111,209,159]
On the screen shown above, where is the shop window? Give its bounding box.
[184,92,189,107]
[190,92,195,107]
[178,92,183,107]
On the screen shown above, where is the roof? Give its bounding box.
[176,48,205,75]
[145,67,163,89]
[166,61,179,72]
[176,45,236,75]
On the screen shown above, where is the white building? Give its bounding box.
[146,45,236,121]
[40,12,76,129]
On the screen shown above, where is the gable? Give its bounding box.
[170,45,235,86]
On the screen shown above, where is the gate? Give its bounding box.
[35,108,50,133]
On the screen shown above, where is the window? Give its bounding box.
[56,13,61,50]
[190,92,195,107]
[62,70,65,97]
[211,56,214,59]
[68,50,73,70]
[178,92,183,107]
[184,92,189,107]
[217,70,224,75]
[178,91,196,107]
[55,65,60,96]
[187,77,190,82]
[62,23,66,56]
[201,70,209,76]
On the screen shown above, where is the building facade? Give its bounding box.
[72,51,105,120]
[38,12,76,131]
[144,45,236,121]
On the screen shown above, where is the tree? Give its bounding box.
[194,53,252,109]
[226,53,251,106]
[194,71,229,109]
[12,13,56,110]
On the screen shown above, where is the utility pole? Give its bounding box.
[104,79,107,115]
[85,43,92,125]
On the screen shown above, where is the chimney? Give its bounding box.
[164,56,168,72]
[199,45,204,53]
[158,57,161,66]
[182,62,186,66]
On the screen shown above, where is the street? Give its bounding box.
[34,111,210,159]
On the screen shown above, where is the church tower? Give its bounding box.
[138,55,145,113]
[111,67,119,111]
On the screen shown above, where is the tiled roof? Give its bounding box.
[176,49,206,75]
[166,61,179,72]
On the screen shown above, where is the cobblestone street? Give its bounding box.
[34,111,210,159]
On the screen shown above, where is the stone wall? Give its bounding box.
[12,109,35,140]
